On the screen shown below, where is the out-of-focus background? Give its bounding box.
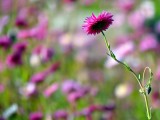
[0,0,160,120]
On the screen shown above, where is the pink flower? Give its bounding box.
[30,72,47,83]
[139,34,158,52]
[115,0,135,12]
[82,11,113,35]
[29,112,43,120]
[13,41,28,53]
[33,46,54,62]
[61,80,81,94]
[43,83,59,97]
[6,51,23,67]
[0,35,12,49]
[155,63,160,80]
[128,11,145,29]
[45,62,60,74]
[63,0,77,4]
[53,110,68,119]
[15,17,28,27]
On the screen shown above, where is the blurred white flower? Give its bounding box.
[115,83,132,98]
[30,54,41,67]
[140,0,155,19]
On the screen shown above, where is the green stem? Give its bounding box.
[101,31,151,120]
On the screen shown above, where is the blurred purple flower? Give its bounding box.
[18,14,48,40]
[13,41,28,53]
[151,91,160,108]
[155,63,160,80]
[128,11,145,29]
[139,34,158,52]
[116,0,135,12]
[63,0,77,4]
[0,0,12,13]
[61,80,89,102]
[61,80,81,95]
[30,72,48,83]
[29,112,43,120]
[43,83,59,98]
[0,36,12,49]
[67,91,83,103]
[6,51,23,68]
[33,46,54,62]
[15,17,28,28]
[53,110,68,120]
[99,103,116,112]
[29,15,48,40]
[0,117,5,120]
[18,30,30,39]
[46,62,60,74]
[82,11,113,35]
[80,105,100,116]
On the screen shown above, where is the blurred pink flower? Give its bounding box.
[29,15,48,40]
[67,91,83,103]
[46,62,60,74]
[0,36,12,49]
[139,34,158,52]
[30,72,48,83]
[53,110,68,120]
[61,80,81,95]
[82,11,113,35]
[63,0,77,4]
[155,63,160,80]
[15,17,28,28]
[105,41,134,68]
[0,0,12,13]
[128,11,145,30]
[18,30,30,39]
[13,41,28,53]
[61,80,89,102]
[43,83,59,97]
[33,46,54,62]
[6,51,23,68]
[15,8,28,27]
[151,91,160,108]
[18,14,48,40]
[116,0,135,12]
[29,112,43,120]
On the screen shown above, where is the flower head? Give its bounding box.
[82,11,113,35]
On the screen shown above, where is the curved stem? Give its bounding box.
[101,31,151,120]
